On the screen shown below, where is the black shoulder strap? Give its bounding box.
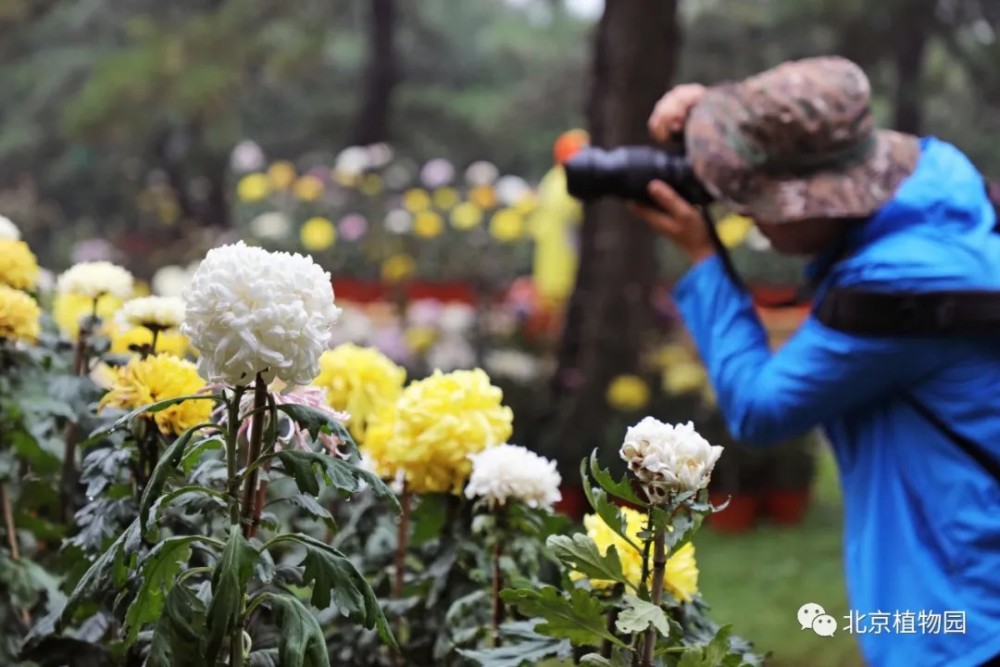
[899,391,1000,484]
[815,287,1000,337]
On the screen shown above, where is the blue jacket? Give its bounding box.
[673,137,1000,667]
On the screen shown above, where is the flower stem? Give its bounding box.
[59,318,92,521]
[641,529,667,667]
[149,327,160,357]
[225,386,247,667]
[240,374,268,538]
[249,459,273,539]
[1,483,30,624]
[394,483,410,600]
[491,530,503,647]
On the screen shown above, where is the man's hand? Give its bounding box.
[648,83,707,144]
[628,180,715,264]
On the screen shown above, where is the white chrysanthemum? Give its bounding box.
[0,215,20,240]
[121,296,185,330]
[483,349,539,384]
[151,265,190,298]
[620,417,724,502]
[465,444,562,510]
[181,241,341,387]
[426,335,476,372]
[56,261,134,300]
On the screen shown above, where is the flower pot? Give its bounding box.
[707,491,760,533]
[762,488,811,526]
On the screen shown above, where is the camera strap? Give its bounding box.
[814,287,1000,336]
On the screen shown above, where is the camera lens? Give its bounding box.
[563,146,712,206]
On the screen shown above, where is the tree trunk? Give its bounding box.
[546,0,680,473]
[890,3,933,134]
[351,0,397,145]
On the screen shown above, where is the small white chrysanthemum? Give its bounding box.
[121,296,186,331]
[56,261,134,300]
[0,215,20,240]
[620,417,724,502]
[181,241,341,387]
[465,444,562,510]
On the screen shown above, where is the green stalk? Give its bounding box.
[225,385,247,667]
[641,529,667,666]
[240,375,268,538]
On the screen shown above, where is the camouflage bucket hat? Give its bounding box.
[684,56,921,224]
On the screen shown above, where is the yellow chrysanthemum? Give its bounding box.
[432,187,460,210]
[662,361,708,396]
[489,209,525,242]
[469,185,498,209]
[268,161,297,190]
[98,354,212,436]
[237,173,271,203]
[0,285,40,343]
[515,193,538,216]
[293,175,324,202]
[0,240,39,291]
[53,292,124,339]
[381,254,416,284]
[574,507,699,603]
[450,202,483,230]
[606,374,650,412]
[413,211,444,239]
[403,326,437,354]
[106,322,190,358]
[312,344,406,444]
[363,369,513,494]
[715,214,753,248]
[360,173,383,197]
[403,188,432,213]
[300,217,336,251]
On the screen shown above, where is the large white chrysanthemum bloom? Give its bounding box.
[56,261,134,300]
[465,444,562,510]
[121,296,186,331]
[181,241,341,387]
[0,215,20,240]
[620,417,723,502]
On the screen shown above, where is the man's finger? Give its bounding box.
[647,180,688,217]
[627,202,681,236]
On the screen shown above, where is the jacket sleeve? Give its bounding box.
[671,255,929,446]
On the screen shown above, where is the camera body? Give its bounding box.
[563,145,713,207]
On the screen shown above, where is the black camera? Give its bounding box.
[563,145,714,207]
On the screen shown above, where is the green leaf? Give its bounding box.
[546,534,629,589]
[274,449,400,513]
[581,650,631,667]
[677,625,735,667]
[664,511,705,553]
[615,594,670,637]
[276,403,354,446]
[205,526,259,663]
[266,533,396,648]
[146,580,210,667]
[266,593,331,667]
[588,451,644,505]
[181,435,224,476]
[121,536,197,646]
[61,519,141,626]
[499,586,627,649]
[81,394,224,447]
[153,485,229,524]
[140,423,217,532]
[458,620,573,666]
[581,478,643,555]
[282,494,335,529]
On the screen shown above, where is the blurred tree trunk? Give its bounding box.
[351,0,397,145]
[890,3,934,134]
[546,0,680,473]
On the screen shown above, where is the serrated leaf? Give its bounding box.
[665,511,704,553]
[458,620,573,666]
[146,581,209,667]
[499,586,627,649]
[581,648,631,667]
[81,393,223,447]
[267,593,330,667]
[588,451,644,505]
[153,486,229,525]
[139,423,216,532]
[276,403,353,446]
[60,519,141,626]
[677,625,735,667]
[546,534,628,588]
[283,494,335,529]
[181,435,224,476]
[205,526,258,663]
[274,449,399,513]
[122,536,197,646]
[615,594,669,636]
[582,481,643,555]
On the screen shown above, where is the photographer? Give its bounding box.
[630,57,1000,667]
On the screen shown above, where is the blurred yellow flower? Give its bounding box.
[293,175,324,202]
[312,344,406,445]
[432,187,460,210]
[53,292,124,339]
[0,285,40,343]
[469,185,498,209]
[606,374,650,412]
[300,217,336,251]
[662,360,708,396]
[515,193,538,216]
[268,161,297,190]
[99,354,212,436]
[489,209,526,242]
[715,214,753,248]
[404,326,437,354]
[403,188,432,213]
[106,322,190,358]
[333,169,360,188]
[237,173,271,203]
[0,240,39,291]
[381,254,417,284]
[413,211,444,238]
[132,281,151,298]
[572,507,699,602]
[360,173,383,197]
[450,202,483,230]
[363,369,513,494]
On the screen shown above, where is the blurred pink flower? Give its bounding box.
[339,214,369,241]
[420,158,454,188]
